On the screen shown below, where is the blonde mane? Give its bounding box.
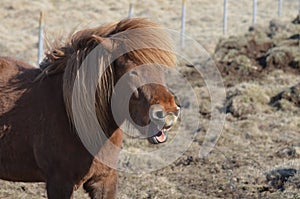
[36,18,176,134]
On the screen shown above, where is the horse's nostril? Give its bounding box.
[154,110,165,120]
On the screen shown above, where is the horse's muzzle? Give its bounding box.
[148,105,180,144]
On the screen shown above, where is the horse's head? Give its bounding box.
[112,54,180,144]
[90,18,180,144]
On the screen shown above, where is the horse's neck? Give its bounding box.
[95,128,123,167]
[109,128,123,148]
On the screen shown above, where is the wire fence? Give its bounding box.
[222,0,299,35]
[2,0,300,65]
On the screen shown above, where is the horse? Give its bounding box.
[0,18,180,199]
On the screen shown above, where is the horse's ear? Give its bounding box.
[92,35,113,52]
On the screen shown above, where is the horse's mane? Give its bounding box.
[36,18,176,135]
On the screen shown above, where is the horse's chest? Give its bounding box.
[0,124,11,139]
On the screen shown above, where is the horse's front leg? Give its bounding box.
[83,170,118,199]
[46,175,74,199]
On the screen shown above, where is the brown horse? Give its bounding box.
[0,18,180,198]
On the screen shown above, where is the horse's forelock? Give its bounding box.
[112,19,176,68]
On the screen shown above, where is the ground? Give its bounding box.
[1,0,300,198]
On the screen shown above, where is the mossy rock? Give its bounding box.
[270,83,300,110]
[226,94,256,118]
[265,46,294,69]
[233,55,253,70]
[214,36,248,63]
[225,84,270,118]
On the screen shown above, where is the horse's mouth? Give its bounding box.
[147,127,170,144]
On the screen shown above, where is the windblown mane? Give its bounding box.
[36,18,176,134]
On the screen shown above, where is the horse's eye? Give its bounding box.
[129,70,138,77]
[174,94,181,108]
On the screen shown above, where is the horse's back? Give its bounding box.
[0,57,36,79]
[0,57,38,115]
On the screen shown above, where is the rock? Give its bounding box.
[266,168,297,191]
[295,146,300,156]
[292,15,300,24]
[225,84,270,118]
[270,83,300,109]
[175,156,195,166]
[268,19,288,38]
[225,94,256,118]
[261,45,300,73]
[276,147,296,158]
[265,46,295,71]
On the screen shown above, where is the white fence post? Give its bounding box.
[180,0,186,49]
[253,0,257,24]
[128,4,134,18]
[37,11,44,67]
[278,0,283,17]
[223,0,228,34]
[299,0,300,16]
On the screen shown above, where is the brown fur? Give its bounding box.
[0,18,178,199]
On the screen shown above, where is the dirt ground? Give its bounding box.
[1,0,300,198]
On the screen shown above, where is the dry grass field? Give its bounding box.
[1,0,300,198]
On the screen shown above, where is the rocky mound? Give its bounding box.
[270,82,300,111]
[214,16,300,86]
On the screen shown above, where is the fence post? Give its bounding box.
[223,0,228,34]
[180,0,186,49]
[299,0,300,16]
[253,0,257,24]
[37,11,44,67]
[128,4,134,18]
[278,0,283,17]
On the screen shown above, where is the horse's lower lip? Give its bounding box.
[148,130,168,144]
